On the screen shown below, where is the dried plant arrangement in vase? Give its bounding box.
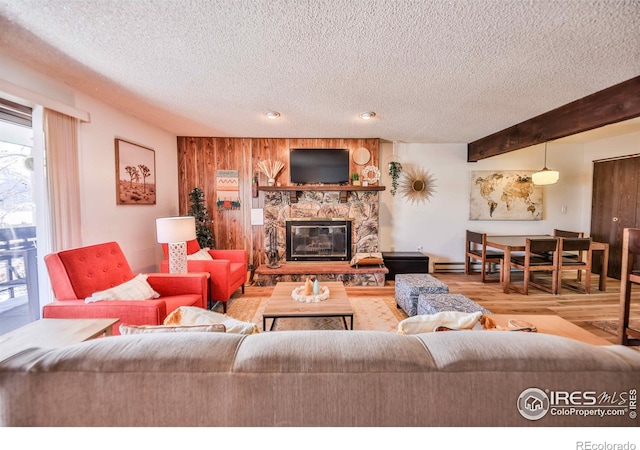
[257,160,285,186]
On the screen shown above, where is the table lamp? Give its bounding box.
[156,216,196,273]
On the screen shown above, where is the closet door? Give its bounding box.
[590,155,640,279]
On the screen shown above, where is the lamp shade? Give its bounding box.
[532,168,560,186]
[155,216,196,243]
[532,142,559,186]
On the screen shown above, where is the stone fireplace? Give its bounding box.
[285,218,352,261]
[263,189,380,265]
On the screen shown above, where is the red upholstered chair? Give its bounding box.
[161,239,247,312]
[43,241,208,335]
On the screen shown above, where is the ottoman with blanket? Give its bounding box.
[395,273,449,316]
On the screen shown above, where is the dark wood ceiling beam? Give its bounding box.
[467,75,640,162]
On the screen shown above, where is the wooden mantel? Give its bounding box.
[258,185,385,203]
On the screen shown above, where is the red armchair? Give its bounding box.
[43,241,208,335]
[161,239,247,312]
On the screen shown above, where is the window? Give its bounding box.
[0,99,45,334]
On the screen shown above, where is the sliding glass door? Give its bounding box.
[0,104,40,334]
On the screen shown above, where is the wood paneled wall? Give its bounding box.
[177,137,380,269]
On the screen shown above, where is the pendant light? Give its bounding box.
[532,142,559,186]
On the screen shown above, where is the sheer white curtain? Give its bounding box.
[43,108,82,250]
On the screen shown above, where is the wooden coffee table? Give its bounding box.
[487,314,611,346]
[0,318,119,361]
[262,281,354,331]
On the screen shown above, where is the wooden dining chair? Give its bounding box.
[553,229,584,239]
[556,237,592,294]
[619,228,640,346]
[464,230,503,283]
[553,229,585,279]
[508,238,559,295]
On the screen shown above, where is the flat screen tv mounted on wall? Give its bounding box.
[289,148,350,184]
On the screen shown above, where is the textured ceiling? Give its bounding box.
[0,0,639,143]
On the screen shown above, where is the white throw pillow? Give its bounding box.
[164,306,259,335]
[119,323,226,334]
[85,274,160,303]
[397,311,483,335]
[220,317,259,335]
[186,248,214,261]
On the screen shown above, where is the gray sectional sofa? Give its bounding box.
[1,330,639,427]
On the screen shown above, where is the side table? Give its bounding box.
[0,318,119,361]
[382,251,430,281]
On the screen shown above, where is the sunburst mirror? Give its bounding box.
[399,165,437,204]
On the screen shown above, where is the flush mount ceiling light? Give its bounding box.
[532,142,560,186]
[265,111,281,119]
[359,111,376,120]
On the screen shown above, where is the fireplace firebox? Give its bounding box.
[285,219,352,261]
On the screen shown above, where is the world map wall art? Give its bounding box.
[469,170,543,221]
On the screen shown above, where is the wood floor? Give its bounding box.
[241,271,640,345]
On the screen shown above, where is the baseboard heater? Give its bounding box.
[433,261,504,273]
[434,261,504,274]
[433,262,467,273]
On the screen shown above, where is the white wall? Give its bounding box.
[0,52,179,273]
[74,92,179,272]
[379,134,640,270]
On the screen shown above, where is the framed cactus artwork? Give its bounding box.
[115,138,156,205]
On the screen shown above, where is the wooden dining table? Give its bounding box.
[486,235,609,294]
